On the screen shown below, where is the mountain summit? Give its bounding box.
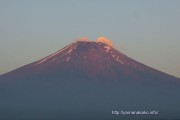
[0,40,180,120]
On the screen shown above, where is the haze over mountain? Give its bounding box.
[0,38,180,120]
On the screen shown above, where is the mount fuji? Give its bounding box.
[0,39,180,120]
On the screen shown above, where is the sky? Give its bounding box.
[0,0,180,78]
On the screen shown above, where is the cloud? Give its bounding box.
[74,37,114,48]
[96,36,114,47]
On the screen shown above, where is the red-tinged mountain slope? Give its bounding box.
[1,41,178,81]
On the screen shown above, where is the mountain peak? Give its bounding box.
[75,36,114,47]
[35,40,116,66]
[2,38,179,81]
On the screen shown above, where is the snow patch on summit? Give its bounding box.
[50,58,57,62]
[35,44,72,65]
[67,49,72,54]
[111,54,124,64]
[104,46,111,52]
[66,57,71,61]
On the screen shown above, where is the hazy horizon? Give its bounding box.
[0,0,180,78]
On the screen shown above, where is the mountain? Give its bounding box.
[0,41,180,120]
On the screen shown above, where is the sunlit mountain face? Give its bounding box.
[0,39,180,120]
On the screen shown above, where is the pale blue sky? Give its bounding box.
[0,0,180,77]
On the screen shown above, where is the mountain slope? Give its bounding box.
[0,41,180,120]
